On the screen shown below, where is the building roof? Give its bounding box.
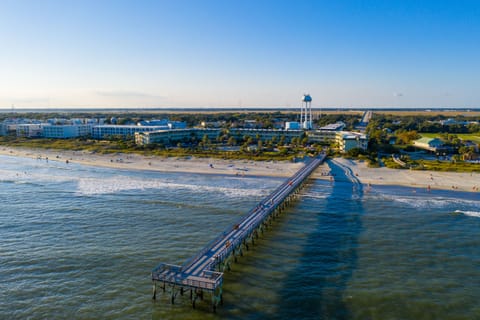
[414,137,441,144]
[319,121,345,131]
[94,125,167,129]
[340,131,367,140]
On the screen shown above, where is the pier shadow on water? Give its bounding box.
[275,159,364,319]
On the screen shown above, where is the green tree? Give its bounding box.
[227,136,236,146]
[396,130,419,144]
[202,134,210,146]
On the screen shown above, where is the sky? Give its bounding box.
[0,0,479,109]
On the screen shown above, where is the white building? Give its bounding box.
[307,130,338,145]
[135,128,220,145]
[229,128,303,143]
[413,137,444,152]
[319,121,346,131]
[16,124,43,138]
[336,132,368,153]
[92,125,167,139]
[137,119,187,129]
[47,118,69,125]
[167,121,187,129]
[43,124,92,139]
[135,128,304,146]
[0,122,15,136]
[307,129,368,152]
[285,121,301,130]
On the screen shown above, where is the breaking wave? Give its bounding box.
[76,176,270,198]
[376,194,480,209]
[455,210,480,218]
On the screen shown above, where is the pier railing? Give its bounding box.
[152,153,326,300]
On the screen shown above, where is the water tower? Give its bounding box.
[300,94,312,130]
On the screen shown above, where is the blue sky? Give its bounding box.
[0,0,479,108]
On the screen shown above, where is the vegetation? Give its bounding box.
[2,110,479,172]
[417,160,480,172]
[0,135,320,162]
[420,133,480,144]
[365,112,478,151]
[381,154,480,173]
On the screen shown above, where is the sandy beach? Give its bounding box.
[1,146,478,192]
[322,158,480,193]
[0,146,304,178]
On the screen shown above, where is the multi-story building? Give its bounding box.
[43,124,92,139]
[307,122,354,148]
[16,124,43,138]
[229,128,303,143]
[319,121,346,131]
[92,125,171,139]
[137,119,187,129]
[308,129,368,152]
[336,132,368,152]
[136,128,304,146]
[307,130,338,145]
[285,121,301,130]
[135,128,220,145]
[1,118,41,136]
[135,126,367,152]
[0,122,12,136]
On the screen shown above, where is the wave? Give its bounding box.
[76,176,270,198]
[0,162,277,198]
[454,210,480,218]
[372,193,480,209]
[302,190,331,200]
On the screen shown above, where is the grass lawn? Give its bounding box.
[420,133,480,143]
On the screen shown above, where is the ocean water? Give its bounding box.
[1,155,479,319]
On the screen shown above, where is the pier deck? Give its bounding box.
[151,153,326,309]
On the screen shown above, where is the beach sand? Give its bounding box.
[1,146,478,192]
[0,146,304,178]
[319,158,480,193]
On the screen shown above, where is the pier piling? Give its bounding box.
[151,153,326,309]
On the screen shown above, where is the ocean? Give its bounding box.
[1,154,479,319]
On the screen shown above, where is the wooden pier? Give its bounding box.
[151,153,326,311]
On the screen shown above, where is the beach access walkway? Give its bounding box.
[151,153,326,311]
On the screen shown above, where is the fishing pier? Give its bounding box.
[151,153,326,311]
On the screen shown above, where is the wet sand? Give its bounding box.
[1,147,478,192]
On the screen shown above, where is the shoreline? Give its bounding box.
[1,146,478,192]
[326,158,480,193]
[0,146,304,178]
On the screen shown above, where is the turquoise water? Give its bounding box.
[1,155,479,319]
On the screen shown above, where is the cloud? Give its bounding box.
[393,92,404,97]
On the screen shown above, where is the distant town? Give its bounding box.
[0,106,479,171]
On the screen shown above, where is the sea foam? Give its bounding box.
[455,210,480,218]
[76,176,269,198]
[379,194,480,209]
